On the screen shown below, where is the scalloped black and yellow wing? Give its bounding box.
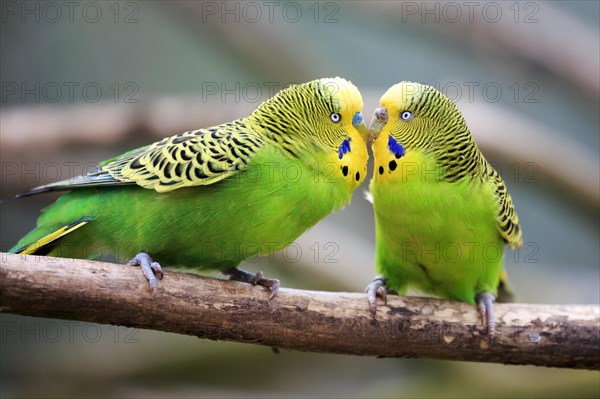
[20,120,265,196]
[100,120,264,192]
[483,161,523,250]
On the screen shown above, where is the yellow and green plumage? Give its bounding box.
[366,82,522,335]
[11,77,369,297]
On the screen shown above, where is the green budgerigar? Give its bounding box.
[11,77,369,298]
[365,82,522,336]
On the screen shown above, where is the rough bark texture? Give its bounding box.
[1,253,598,369]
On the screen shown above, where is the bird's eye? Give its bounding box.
[400,111,414,121]
[330,113,341,123]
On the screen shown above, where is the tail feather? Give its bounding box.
[496,270,516,303]
[16,174,124,198]
[14,217,92,255]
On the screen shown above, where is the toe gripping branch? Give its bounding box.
[476,291,496,338]
[365,276,388,319]
[128,252,164,296]
[224,268,280,300]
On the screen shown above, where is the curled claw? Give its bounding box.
[253,272,280,300]
[225,268,280,300]
[250,270,264,285]
[151,262,164,280]
[128,252,164,296]
[365,276,388,319]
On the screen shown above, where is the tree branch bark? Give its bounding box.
[0,253,598,370]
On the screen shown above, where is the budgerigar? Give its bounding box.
[11,77,368,298]
[365,82,522,336]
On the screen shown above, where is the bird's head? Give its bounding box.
[369,81,469,153]
[251,77,368,186]
[253,77,367,149]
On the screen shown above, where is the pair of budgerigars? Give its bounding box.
[11,78,521,337]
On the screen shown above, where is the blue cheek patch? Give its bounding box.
[388,136,405,159]
[352,112,364,126]
[338,138,351,159]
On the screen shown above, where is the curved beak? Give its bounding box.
[368,105,388,142]
[352,111,368,143]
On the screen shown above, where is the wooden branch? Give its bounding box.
[1,253,598,370]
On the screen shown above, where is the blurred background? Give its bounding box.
[1,0,598,397]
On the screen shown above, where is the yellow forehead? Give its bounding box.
[379,81,426,111]
[319,77,363,114]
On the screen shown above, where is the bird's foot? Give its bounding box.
[127,252,164,296]
[224,268,280,300]
[365,276,388,319]
[476,291,496,339]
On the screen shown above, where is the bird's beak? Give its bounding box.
[355,121,369,143]
[368,105,388,142]
[352,111,368,143]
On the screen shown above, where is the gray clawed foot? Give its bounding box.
[224,268,280,300]
[365,276,388,319]
[476,291,496,339]
[128,252,164,296]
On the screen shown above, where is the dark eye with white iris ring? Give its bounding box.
[330,113,341,123]
[400,111,414,121]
